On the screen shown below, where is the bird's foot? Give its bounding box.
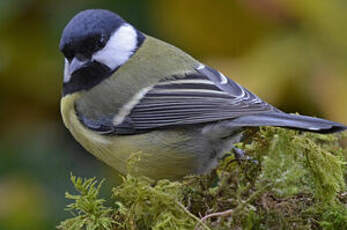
[232,147,258,165]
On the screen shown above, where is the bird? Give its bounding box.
[59,9,346,180]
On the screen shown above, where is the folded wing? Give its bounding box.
[111,65,276,134]
[78,64,346,135]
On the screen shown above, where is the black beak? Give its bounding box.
[69,57,91,76]
[63,58,112,96]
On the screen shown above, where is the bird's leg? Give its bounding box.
[233,146,246,161]
[232,147,258,165]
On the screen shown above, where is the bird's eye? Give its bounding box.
[96,35,106,50]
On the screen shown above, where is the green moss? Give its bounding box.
[58,127,346,230]
[57,175,114,230]
[317,204,347,230]
[112,176,200,230]
[254,128,345,202]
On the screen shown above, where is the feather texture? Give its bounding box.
[77,64,346,135]
[109,65,275,134]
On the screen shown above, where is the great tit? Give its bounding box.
[60,9,346,180]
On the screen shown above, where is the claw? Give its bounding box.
[232,147,258,164]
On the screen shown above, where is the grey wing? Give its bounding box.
[106,64,277,134]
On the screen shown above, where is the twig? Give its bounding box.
[195,183,272,230]
[200,208,234,223]
[176,202,212,230]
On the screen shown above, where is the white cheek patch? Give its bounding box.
[63,58,71,83]
[92,23,138,70]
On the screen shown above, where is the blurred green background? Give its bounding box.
[0,0,346,229]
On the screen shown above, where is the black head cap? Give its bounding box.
[59,9,125,59]
[60,9,145,96]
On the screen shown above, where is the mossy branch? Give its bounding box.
[58,127,346,230]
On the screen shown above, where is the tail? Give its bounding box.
[228,112,347,134]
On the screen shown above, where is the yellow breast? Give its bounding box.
[61,94,198,179]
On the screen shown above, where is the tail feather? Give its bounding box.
[228,112,347,134]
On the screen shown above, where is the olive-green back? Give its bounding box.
[76,35,199,121]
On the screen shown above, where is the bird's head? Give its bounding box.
[59,9,145,95]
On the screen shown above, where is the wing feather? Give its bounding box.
[110,65,275,133]
[78,65,276,135]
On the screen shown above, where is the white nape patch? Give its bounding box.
[113,86,153,126]
[63,58,71,83]
[218,71,228,84]
[92,23,137,70]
